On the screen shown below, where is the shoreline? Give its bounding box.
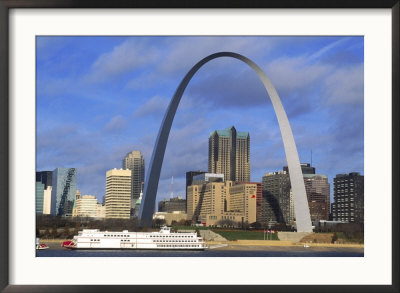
[210,240,364,248]
[39,239,364,252]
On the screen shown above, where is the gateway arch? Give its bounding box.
[138,52,313,232]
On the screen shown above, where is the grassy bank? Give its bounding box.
[212,229,279,241]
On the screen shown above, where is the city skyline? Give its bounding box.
[36,36,364,204]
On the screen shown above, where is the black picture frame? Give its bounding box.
[0,1,398,292]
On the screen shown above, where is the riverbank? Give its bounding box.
[219,239,364,248]
[39,239,363,252]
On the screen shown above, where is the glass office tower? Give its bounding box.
[50,168,77,216]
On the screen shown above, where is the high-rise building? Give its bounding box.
[36,171,53,215]
[282,164,330,222]
[122,151,145,209]
[76,195,98,218]
[50,168,77,216]
[303,174,330,221]
[158,197,187,213]
[261,171,292,225]
[105,168,132,219]
[208,126,250,182]
[36,182,45,214]
[331,172,364,223]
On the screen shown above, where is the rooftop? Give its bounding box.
[209,126,249,139]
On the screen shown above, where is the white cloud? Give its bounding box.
[85,39,160,82]
[265,56,332,96]
[133,95,169,118]
[102,115,128,132]
[158,37,277,76]
[324,64,364,105]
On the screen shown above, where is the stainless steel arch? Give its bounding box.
[138,52,312,232]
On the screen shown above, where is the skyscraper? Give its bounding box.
[283,164,330,221]
[36,171,53,215]
[122,150,145,209]
[36,171,53,189]
[105,168,132,219]
[208,126,250,182]
[261,171,292,225]
[50,168,77,216]
[303,174,330,221]
[331,172,364,223]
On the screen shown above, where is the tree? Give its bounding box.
[63,224,70,238]
[153,218,166,227]
[74,221,81,233]
[216,219,236,228]
[51,224,58,239]
[44,228,50,239]
[250,222,262,229]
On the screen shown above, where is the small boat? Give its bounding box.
[303,244,310,248]
[36,243,49,250]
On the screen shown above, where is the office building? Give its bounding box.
[158,196,187,213]
[36,171,53,188]
[283,163,316,175]
[122,150,145,208]
[227,183,257,224]
[192,173,224,184]
[186,171,206,198]
[261,171,292,225]
[36,182,45,214]
[50,168,77,216]
[331,172,364,223]
[187,180,257,227]
[283,164,330,222]
[76,195,98,218]
[105,168,132,219]
[208,126,250,182]
[36,171,53,215]
[72,189,81,217]
[42,186,52,215]
[96,203,106,218]
[303,174,330,221]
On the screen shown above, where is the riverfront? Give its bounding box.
[37,238,363,257]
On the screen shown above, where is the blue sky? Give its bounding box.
[36,36,364,205]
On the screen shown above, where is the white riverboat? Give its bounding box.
[62,226,206,250]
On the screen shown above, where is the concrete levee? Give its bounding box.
[278,232,312,242]
[200,230,227,242]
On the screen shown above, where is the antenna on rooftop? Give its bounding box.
[311,149,313,167]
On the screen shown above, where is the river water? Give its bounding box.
[36,248,363,257]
